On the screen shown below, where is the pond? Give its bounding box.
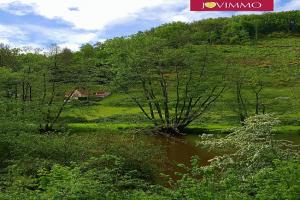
[147,133,300,179]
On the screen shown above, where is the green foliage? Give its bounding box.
[188,11,300,44]
[0,155,154,200]
[1,115,299,199]
[247,159,300,200]
[1,11,300,200]
[0,131,165,199]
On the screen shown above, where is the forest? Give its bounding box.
[0,11,300,199]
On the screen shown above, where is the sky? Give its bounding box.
[0,0,299,50]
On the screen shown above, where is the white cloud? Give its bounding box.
[0,37,9,44]
[0,24,28,42]
[22,24,97,43]
[0,23,99,50]
[2,0,295,31]
[0,24,24,36]
[278,0,300,11]
[0,0,181,30]
[1,0,298,30]
[0,24,43,49]
[0,1,34,16]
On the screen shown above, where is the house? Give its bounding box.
[65,89,89,101]
[65,89,110,101]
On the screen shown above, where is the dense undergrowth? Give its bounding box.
[0,115,299,199]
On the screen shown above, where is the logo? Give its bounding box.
[190,0,274,11]
[205,2,217,8]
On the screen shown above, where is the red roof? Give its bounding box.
[95,91,110,97]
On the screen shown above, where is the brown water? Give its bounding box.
[149,135,216,178]
[148,133,300,179]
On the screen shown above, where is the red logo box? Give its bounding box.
[190,0,274,11]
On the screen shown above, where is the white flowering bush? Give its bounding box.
[198,114,299,174]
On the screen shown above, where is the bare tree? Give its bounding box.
[251,80,264,115]
[231,69,266,124]
[39,44,76,133]
[109,36,226,135]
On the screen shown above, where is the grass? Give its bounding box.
[67,122,151,132]
[274,126,300,134]
[64,105,141,121]
[67,121,300,135]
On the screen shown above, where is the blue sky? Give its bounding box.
[0,0,299,50]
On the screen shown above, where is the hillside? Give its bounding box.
[63,12,300,133]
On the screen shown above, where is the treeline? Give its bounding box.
[146,11,300,45]
[0,43,110,133]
